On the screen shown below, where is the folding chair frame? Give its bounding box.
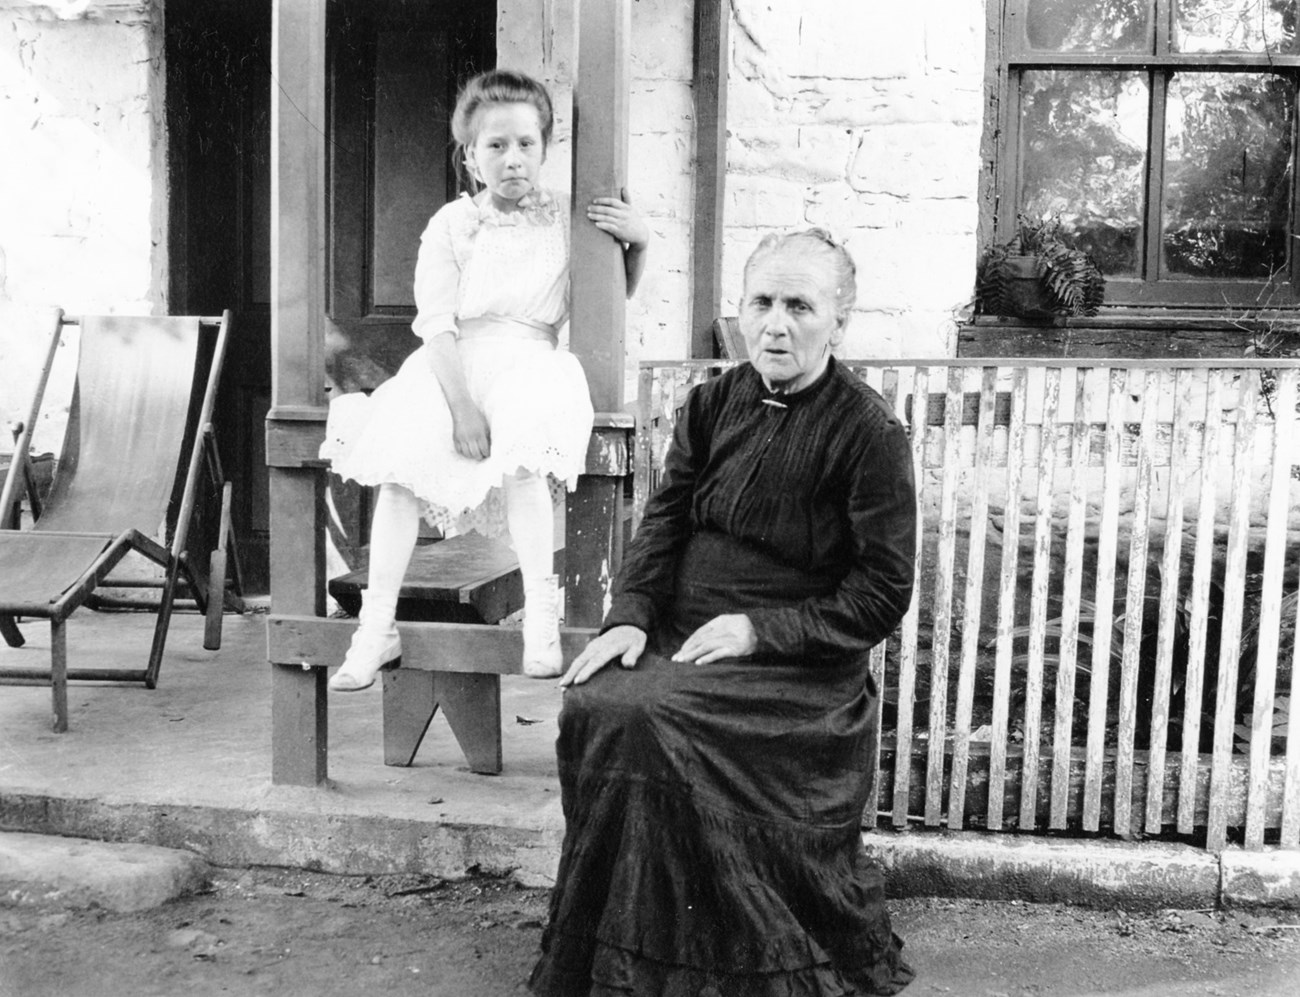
[0,308,62,648]
[0,311,244,731]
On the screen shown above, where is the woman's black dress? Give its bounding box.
[530,360,918,997]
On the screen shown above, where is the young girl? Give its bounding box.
[320,69,648,690]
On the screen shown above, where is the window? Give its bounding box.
[989,0,1300,307]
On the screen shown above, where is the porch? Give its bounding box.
[3,607,1297,910]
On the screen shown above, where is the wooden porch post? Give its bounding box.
[689,0,729,358]
[566,0,635,630]
[268,0,329,786]
[570,0,630,411]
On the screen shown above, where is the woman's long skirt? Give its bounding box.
[529,532,915,997]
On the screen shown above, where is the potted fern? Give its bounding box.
[976,216,1105,319]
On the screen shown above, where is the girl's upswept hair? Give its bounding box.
[451,69,554,189]
[743,228,858,318]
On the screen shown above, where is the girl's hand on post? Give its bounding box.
[671,614,757,665]
[589,188,649,297]
[587,189,650,250]
[451,404,491,460]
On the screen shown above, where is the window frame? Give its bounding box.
[984,0,1300,310]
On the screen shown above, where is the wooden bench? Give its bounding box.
[325,532,563,775]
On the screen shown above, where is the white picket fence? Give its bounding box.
[635,359,1300,852]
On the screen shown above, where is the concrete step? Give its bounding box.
[0,831,209,912]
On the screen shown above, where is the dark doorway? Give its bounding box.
[166,0,495,593]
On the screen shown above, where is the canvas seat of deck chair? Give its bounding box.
[0,312,243,732]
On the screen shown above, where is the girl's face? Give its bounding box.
[465,102,546,210]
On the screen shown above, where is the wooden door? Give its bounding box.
[167,0,274,592]
[325,0,495,562]
[167,0,493,590]
[326,0,494,393]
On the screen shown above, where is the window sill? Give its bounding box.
[958,311,1300,360]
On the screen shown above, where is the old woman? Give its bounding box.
[530,229,917,997]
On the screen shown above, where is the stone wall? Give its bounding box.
[726,0,985,359]
[0,0,167,314]
[497,0,696,397]
[502,0,986,380]
[0,1,164,457]
[0,0,984,383]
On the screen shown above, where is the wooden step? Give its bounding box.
[325,531,565,776]
[328,532,527,625]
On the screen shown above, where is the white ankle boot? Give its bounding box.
[329,617,401,692]
[522,575,563,678]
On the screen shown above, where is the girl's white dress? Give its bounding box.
[320,189,594,531]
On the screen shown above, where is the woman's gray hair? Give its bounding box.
[742,228,858,318]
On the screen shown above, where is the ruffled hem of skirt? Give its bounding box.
[318,342,591,530]
[531,940,914,997]
[321,439,580,525]
[530,776,914,997]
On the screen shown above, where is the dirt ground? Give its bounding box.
[2,867,1298,997]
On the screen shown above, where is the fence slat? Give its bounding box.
[1283,589,1300,846]
[949,367,997,829]
[633,365,655,532]
[1147,368,1192,833]
[866,368,901,830]
[988,367,1026,830]
[866,642,887,830]
[1244,369,1296,848]
[926,366,964,826]
[1051,367,1092,829]
[1179,369,1223,834]
[893,367,929,828]
[1113,370,1156,836]
[1021,367,1059,831]
[1207,372,1257,852]
[1083,369,1125,832]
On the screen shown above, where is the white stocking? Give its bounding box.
[359,483,419,630]
[503,471,555,583]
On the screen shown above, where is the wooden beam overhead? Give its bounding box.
[690,0,729,358]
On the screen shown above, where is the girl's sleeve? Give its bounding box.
[410,205,461,342]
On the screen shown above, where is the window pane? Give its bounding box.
[1162,72,1294,278]
[1020,70,1148,276]
[1173,0,1297,54]
[1024,0,1150,52]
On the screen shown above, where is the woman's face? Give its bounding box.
[466,102,546,209]
[740,247,847,393]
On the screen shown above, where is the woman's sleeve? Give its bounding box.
[600,387,707,635]
[747,415,917,659]
[410,206,461,342]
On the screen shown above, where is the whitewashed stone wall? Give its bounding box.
[0,0,167,315]
[726,0,985,359]
[504,0,986,375]
[0,0,984,381]
[498,0,696,397]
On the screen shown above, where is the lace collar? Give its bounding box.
[463,188,563,229]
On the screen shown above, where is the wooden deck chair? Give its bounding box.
[0,306,65,648]
[0,311,243,731]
